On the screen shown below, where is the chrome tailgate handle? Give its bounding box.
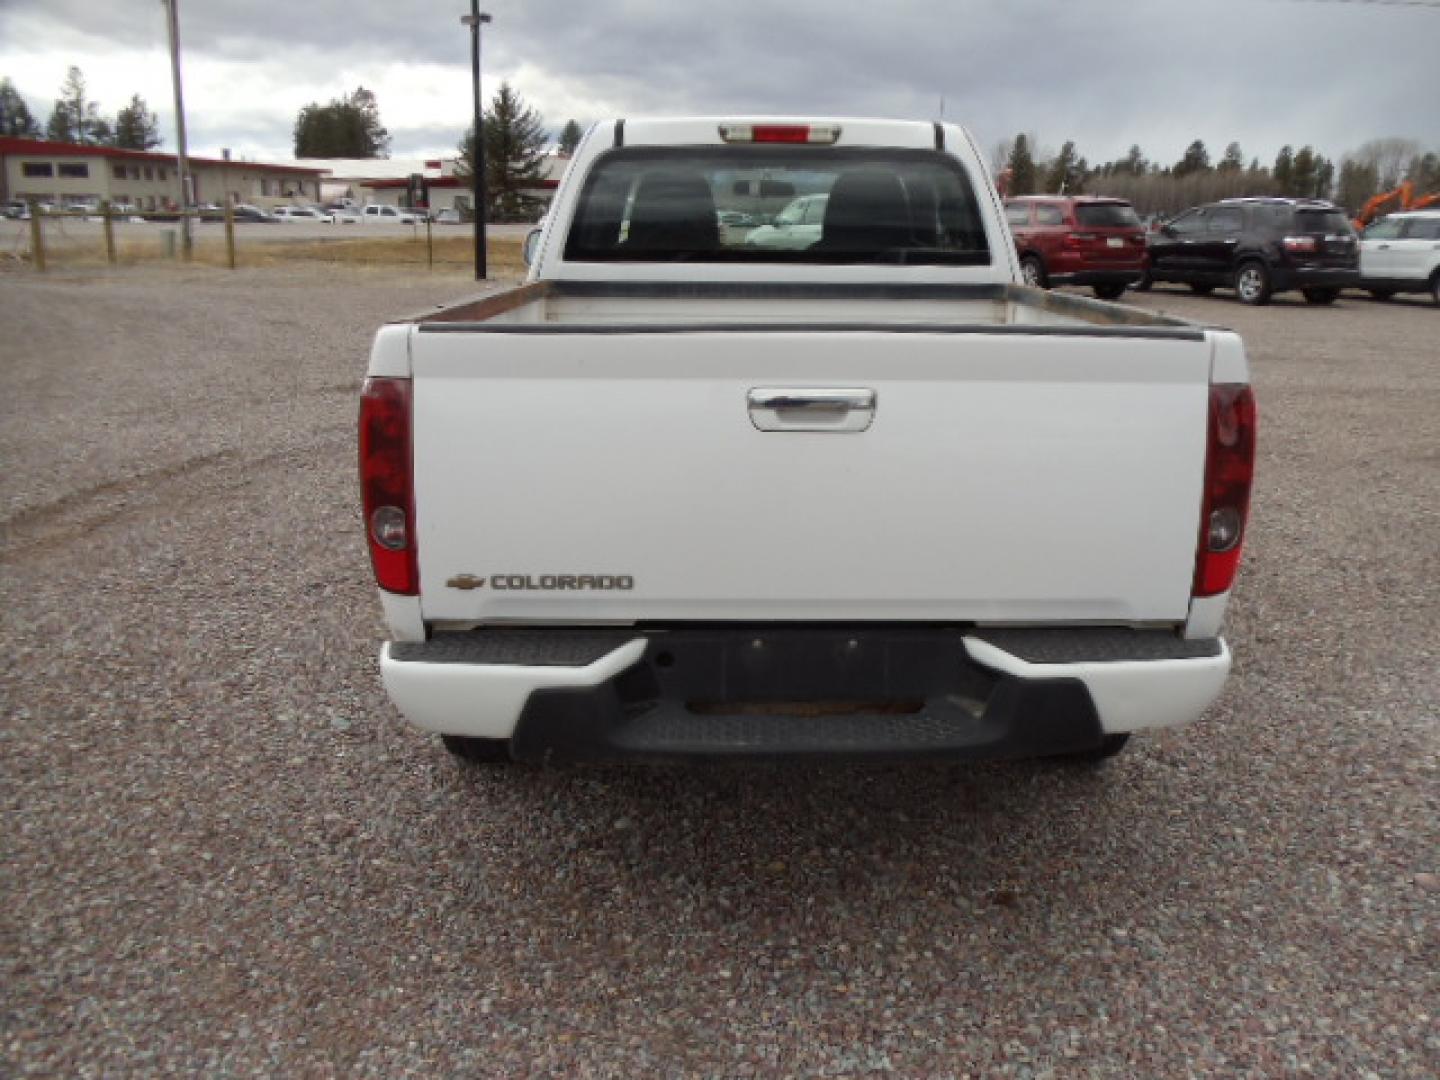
[747,388,876,432]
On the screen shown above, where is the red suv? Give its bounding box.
[1004,197,1148,300]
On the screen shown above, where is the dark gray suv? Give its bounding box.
[1138,198,1359,305]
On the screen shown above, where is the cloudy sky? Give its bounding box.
[2,0,1437,169]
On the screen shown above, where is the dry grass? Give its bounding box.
[10,229,525,276]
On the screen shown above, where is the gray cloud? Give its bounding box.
[3,0,1437,168]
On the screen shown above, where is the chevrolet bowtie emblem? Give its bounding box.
[446,574,486,590]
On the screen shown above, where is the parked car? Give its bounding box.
[328,206,362,224]
[1005,196,1147,300]
[743,193,828,250]
[4,199,28,218]
[361,204,421,224]
[365,116,1253,769]
[1139,197,1359,305]
[1358,210,1440,305]
[231,204,277,223]
[433,208,462,224]
[273,206,331,222]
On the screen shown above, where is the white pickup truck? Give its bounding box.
[360,118,1256,766]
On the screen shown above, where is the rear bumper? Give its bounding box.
[1274,265,1358,291]
[1047,268,1145,287]
[381,626,1231,763]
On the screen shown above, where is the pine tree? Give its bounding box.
[457,82,547,216]
[114,94,161,150]
[46,66,110,145]
[1290,147,1318,198]
[293,86,390,157]
[558,119,583,155]
[1272,146,1295,195]
[1006,134,1037,196]
[1045,140,1084,194]
[1336,158,1379,212]
[1173,140,1211,178]
[0,76,41,137]
[1218,142,1244,173]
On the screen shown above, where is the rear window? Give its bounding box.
[564,147,991,266]
[1294,209,1353,235]
[1075,203,1140,228]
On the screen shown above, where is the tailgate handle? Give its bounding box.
[748,388,876,433]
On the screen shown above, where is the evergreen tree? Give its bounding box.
[1218,142,1244,173]
[1272,145,1295,194]
[1045,140,1084,193]
[457,83,548,216]
[1120,144,1146,176]
[0,76,41,137]
[1290,146,1318,197]
[1406,152,1440,192]
[1336,158,1379,212]
[558,119,583,155]
[293,86,390,157]
[46,66,110,145]
[114,94,161,151]
[1006,133,1037,196]
[1173,140,1210,177]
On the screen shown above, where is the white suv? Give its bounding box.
[1359,210,1440,305]
[361,204,421,224]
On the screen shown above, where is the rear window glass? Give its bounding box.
[564,147,991,266]
[1005,204,1030,226]
[1294,209,1353,235]
[1075,203,1139,227]
[1406,218,1440,240]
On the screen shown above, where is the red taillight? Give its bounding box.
[1282,235,1318,254]
[718,123,841,145]
[1194,384,1257,598]
[359,376,418,595]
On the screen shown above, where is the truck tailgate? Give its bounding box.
[409,327,1211,624]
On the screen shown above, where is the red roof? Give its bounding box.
[359,175,558,190]
[0,137,325,175]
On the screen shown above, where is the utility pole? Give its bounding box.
[460,4,491,279]
[161,0,193,257]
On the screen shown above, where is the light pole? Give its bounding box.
[161,0,192,257]
[460,5,491,280]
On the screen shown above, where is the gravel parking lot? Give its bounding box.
[2,267,1435,1076]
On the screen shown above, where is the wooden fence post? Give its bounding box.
[224,202,236,269]
[102,201,117,264]
[28,200,45,272]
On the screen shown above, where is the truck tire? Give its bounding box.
[1302,288,1339,305]
[1431,273,1440,307]
[1020,255,1048,289]
[1093,283,1127,301]
[441,735,513,764]
[1233,260,1273,306]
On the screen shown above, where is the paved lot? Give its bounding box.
[1,267,1436,1076]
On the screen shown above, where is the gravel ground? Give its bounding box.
[2,266,1436,1077]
